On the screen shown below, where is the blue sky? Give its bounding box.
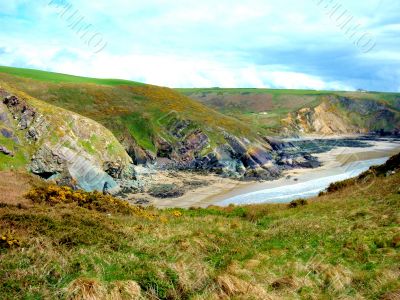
[0,0,399,91]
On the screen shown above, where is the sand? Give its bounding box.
[135,139,400,208]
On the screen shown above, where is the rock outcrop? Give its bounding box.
[283,96,399,136]
[146,120,318,180]
[0,87,137,193]
[0,145,13,156]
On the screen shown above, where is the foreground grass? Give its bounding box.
[0,171,399,299]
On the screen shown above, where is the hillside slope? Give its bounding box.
[0,153,399,299]
[0,82,134,192]
[0,67,317,180]
[180,88,400,136]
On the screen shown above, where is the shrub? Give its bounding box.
[0,232,20,249]
[25,185,150,217]
[288,199,308,208]
[172,210,182,217]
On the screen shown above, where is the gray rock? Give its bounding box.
[120,134,153,165]
[0,128,13,138]
[0,145,13,157]
[148,184,185,198]
[30,146,64,179]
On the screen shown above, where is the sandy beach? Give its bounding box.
[135,139,400,208]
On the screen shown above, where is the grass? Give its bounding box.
[0,67,255,152]
[0,161,399,299]
[0,66,144,87]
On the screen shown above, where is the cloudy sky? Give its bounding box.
[0,0,399,91]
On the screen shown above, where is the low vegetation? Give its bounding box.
[0,155,399,299]
[0,67,253,152]
[25,185,148,216]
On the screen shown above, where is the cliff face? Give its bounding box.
[282,101,361,135]
[0,84,135,193]
[282,96,400,136]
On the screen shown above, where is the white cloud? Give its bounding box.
[2,44,353,90]
[0,0,397,91]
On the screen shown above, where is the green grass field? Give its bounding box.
[0,66,144,87]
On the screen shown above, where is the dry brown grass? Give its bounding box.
[380,290,400,300]
[67,278,142,300]
[0,171,39,206]
[216,274,269,299]
[108,281,142,300]
[67,278,107,300]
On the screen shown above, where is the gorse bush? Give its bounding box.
[25,185,151,217]
[0,231,20,249]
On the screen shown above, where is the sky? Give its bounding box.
[0,0,399,91]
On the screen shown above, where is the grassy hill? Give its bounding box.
[0,154,399,299]
[0,66,145,87]
[0,67,254,154]
[179,88,400,135]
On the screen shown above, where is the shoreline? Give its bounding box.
[134,139,400,208]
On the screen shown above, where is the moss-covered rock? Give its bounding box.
[0,84,136,193]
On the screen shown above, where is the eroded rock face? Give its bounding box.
[3,95,36,130]
[127,119,320,180]
[171,129,210,166]
[1,89,137,193]
[283,96,399,135]
[30,146,65,178]
[155,137,173,158]
[120,134,153,165]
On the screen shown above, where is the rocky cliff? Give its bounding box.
[282,96,400,136]
[0,83,135,193]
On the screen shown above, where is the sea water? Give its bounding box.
[218,157,389,206]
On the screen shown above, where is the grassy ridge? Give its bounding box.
[0,67,254,152]
[0,66,144,86]
[0,164,399,299]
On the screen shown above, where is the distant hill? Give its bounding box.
[179,88,400,136]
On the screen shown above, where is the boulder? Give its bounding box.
[0,145,13,157]
[30,146,65,179]
[155,136,173,158]
[263,137,294,151]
